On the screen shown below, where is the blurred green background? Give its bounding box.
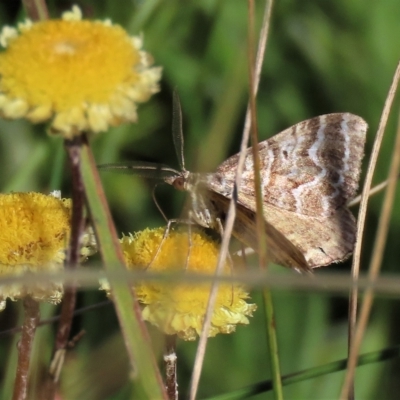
[0,0,399,399]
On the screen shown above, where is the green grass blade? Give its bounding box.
[80,140,166,400]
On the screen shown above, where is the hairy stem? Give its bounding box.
[12,296,40,400]
[164,335,178,400]
[45,135,86,398]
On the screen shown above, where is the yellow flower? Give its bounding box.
[0,191,96,310]
[0,5,161,138]
[106,227,256,341]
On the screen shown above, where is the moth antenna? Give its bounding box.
[97,161,181,180]
[172,89,186,171]
[152,184,169,223]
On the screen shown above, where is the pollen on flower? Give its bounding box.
[0,6,161,138]
[102,227,257,341]
[0,192,96,310]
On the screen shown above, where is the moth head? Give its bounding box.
[171,176,186,191]
[164,170,191,191]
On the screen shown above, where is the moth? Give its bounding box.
[99,96,367,272]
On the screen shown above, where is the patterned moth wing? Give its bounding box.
[206,113,367,270]
[207,191,310,270]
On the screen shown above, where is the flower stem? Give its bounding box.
[164,335,178,400]
[22,0,49,21]
[45,135,86,397]
[12,296,40,400]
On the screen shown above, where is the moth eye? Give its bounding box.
[173,177,185,191]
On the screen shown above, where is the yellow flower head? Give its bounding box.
[109,227,256,341]
[0,5,161,138]
[0,191,96,310]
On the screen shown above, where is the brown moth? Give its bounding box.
[99,101,367,272]
[164,113,367,272]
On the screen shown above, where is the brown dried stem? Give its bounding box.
[247,1,266,264]
[164,335,178,400]
[346,109,400,385]
[22,0,49,21]
[188,1,274,399]
[341,61,400,400]
[12,296,40,400]
[44,135,87,399]
[347,179,394,207]
[247,1,283,399]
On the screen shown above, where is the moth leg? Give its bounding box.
[152,184,169,223]
[237,243,249,270]
[146,220,175,270]
[147,218,190,270]
[147,184,188,269]
[150,216,198,271]
[167,211,197,271]
[215,218,235,306]
[183,212,194,271]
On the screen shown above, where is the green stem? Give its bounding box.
[263,290,283,400]
[80,138,167,399]
[206,344,400,400]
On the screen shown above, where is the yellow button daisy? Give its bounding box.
[0,5,161,138]
[0,191,96,310]
[102,227,257,341]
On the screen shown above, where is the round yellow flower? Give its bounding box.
[0,6,161,138]
[0,191,96,310]
[114,227,257,341]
